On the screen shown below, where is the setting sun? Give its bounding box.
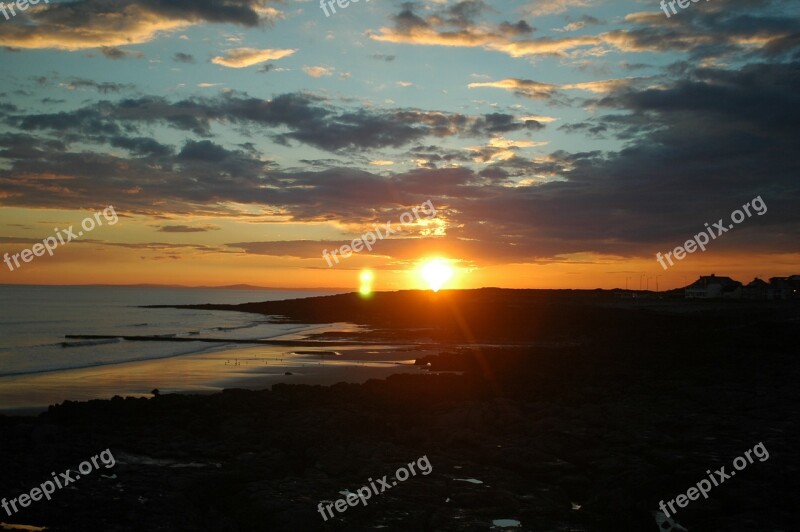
[419,259,454,292]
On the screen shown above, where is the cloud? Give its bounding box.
[303,66,334,78]
[469,77,645,99]
[370,53,396,62]
[521,115,557,123]
[109,136,173,157]
[173,52,195,63]
[522,0,593,17]
[211,47,296,68]
[58,79,135,94]
[2,56,798,263]
[371,0,800,63]
[469,78,557,100]
[157,224,220,233]
[601,3,800,61]
[466,137,547,163]
[555,15,603,33]
[562,78,639,93]
[0,0,284,51]
[369,1,599,58]
[178,140,239,162]
[3,92,545,151]
[100,47,144,60]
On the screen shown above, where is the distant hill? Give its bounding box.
[161,288,799,345]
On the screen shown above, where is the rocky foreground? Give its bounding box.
[1,291,799,531]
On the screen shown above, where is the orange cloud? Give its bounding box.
[0,4,188,50]
[302,66,334,78]
[0,0,283,51]
[562,78,638,93]
[370,25,599,58]
[468,78,557,99]
[212,48,296,68]
[484,35,600,57]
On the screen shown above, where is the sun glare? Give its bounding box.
[419,259,454,292]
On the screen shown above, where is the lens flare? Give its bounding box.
[359,270,374,296]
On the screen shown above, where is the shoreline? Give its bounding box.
[0,318,384,412]
[0,342,434,414]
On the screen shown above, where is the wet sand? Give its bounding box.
[0,343,433,413]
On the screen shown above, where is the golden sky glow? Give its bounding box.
[0,0,797,291]
[1,203,796,290]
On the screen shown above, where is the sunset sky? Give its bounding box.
[0,0,798,290]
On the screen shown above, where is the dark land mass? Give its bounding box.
[2,289,799,531]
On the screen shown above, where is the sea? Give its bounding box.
[0,285,346,378]
[0,285,365,409]
[0,285,429,413]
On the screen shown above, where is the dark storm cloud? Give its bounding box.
[479,154,563,180]
[13,107,123,138]
[586,61,800,142]
[3,92,543,152]
[607,0,800,61]
[476,113,545,134]
[178,140,237,162]
[110,136,174,158]
[137,0,265,26]
[0,132,68,162]
[515,61,800,251]
[0,147,277,216]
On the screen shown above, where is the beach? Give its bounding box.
[0,289,798,531]
[0,341,434,414]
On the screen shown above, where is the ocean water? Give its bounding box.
[0,285,343,378]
